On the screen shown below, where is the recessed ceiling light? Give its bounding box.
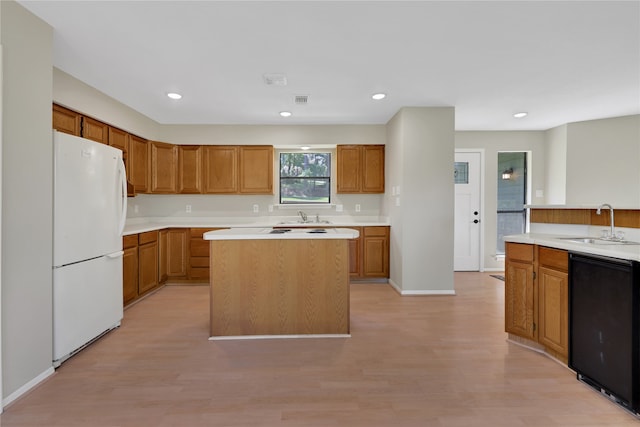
[279,111,292,117]
[300,146,311,150]
[513,112,528,118]
[372,93,386,100]
[167,92,182,100]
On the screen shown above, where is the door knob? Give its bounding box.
[473,219,479,224]
[473,211,479,215]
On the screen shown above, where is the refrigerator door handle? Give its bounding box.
[118,158,128,236]
[107,251,124,259]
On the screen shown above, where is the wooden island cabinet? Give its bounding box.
[505,242,569,363]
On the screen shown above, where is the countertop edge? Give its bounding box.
[504,233,640,262]
[123,218,390,236]
[203,227,360,240]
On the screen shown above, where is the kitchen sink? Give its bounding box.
[558,237,640,245]
[277,220,332,225]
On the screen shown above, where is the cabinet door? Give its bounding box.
[109,126,129,169]
[158,230,168,284]
[167,229,188,278]
[128,135,149,193]
[52,104,81,136]
[82,116,109,144]
[138,241,158,295]
[538,266,568,359]
[336,145,361,193]
[361,145,385,193]
[348,228,362,277]
[362,227,390,277]
[203,146,238,193]
[505,259,536,339]
[239,146,273,194]
[178,145,203,194]
[123,246,138,305]
[150,141,178,193]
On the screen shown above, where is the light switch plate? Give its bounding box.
[336,204,343,212]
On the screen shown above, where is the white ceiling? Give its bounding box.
[18,0,640,130]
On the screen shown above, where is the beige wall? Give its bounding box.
[544,125,568,204]
[385,107,455,293]
[1,0,54,402]
[565,115,640,207]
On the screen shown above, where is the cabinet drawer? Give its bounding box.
[538,246,568,272]
[364,226,389,237]
[138,230,158,245]
[190,257,209,268]
[190,239,210,257]
[505,242,533,262]
[123,234,138,249]
[190,267,210,279]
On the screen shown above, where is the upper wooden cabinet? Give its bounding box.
[337,145,384,193]
[52,104,81,136]
[82,116,109,144]
[108,126,128,164]
[52,104,109,144]
[150,141,178,194]
[178,145,203,194]
[239,146,273,194]
[203,146,238,194]
[129,135,150,193]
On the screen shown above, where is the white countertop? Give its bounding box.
[505,233,640,262]
[123,216,389,236]
[204,227,360,240]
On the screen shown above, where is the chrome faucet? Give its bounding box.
[297,210,308,222]
[596,203,616,240]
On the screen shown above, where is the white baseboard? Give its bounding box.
[482,268,506,273]
[3,366,55,409]
[388,279,456,296]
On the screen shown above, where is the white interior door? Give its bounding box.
[454,151,481,271]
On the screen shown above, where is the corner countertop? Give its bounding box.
[505,233,640,262]
[122,216,389,236]
[204,227,360,241]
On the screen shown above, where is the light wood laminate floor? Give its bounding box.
[2,273,637,426]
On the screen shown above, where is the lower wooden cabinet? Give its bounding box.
[362,226,390,277]
[505,242,535,339]
[189,228,222,280]
[122,235,139,306]
[166,228,188,279]
[537,246,569,361]
[138,231,159,296]
[124,225,390,308]
[504,242,569,363]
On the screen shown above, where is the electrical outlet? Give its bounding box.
[253,204,259,213]
[355,204,361,212]
[395,197,400,207]
[134,204,139,213]
[268,205,274,212]
[336,204,343,212]
[186,204,192,213]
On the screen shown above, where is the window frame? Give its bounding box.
[278,151,332,205]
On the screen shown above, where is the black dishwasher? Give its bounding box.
[569,252,640,416]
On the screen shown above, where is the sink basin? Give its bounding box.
[558,237,640,245]
[277,220,332,225]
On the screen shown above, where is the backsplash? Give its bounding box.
[127,193,384,222]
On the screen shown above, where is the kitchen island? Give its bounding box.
[204,227,359,339]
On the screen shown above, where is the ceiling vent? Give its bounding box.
[263,73,287,86]
[295,95,309,105]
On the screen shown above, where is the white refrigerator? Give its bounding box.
[52,130,127,367]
